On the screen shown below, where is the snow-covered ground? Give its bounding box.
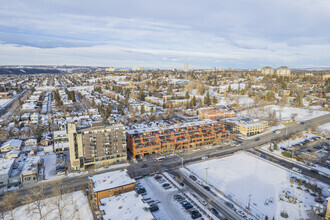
[186,152,328,219]
[42,153,59,181]
[242,105,328,121]
[5,190,93,220]
[316,122,330,137]
[218,95,254,108]
[138,175,205,220]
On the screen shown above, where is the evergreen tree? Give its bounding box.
[204,92,210,106]
[212,96,217,105]
[184,91,190,99]
[141,105,145,114]
[192,96,197,107]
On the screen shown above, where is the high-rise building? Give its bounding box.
[276,66,291,76]
[68,123,127,171]
[261,66,274,75]
[184,63,189,72]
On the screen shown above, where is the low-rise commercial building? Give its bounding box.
[88,169,136,209]
[224,117,268,136]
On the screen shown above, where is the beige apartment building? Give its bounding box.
[261,66,274,75]
[224,117,268,136]
[68,123,127,171]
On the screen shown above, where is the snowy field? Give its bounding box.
[138,175,205,220]
[243,105,328,121]
[218,95,254,108]
[5,190,93,220]
[186,152,327,219]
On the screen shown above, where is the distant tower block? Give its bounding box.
[184,63,189,72]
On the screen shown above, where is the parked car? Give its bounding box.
[162,183,170,188]
[182,202,191,207]
[149,204,159,212]
[180,182,185,187]
[185,204,193,210]
[191,212,202,219]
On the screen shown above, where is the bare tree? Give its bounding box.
[51,182,68,220]
[27,183,47,220]
[1,190,19,220]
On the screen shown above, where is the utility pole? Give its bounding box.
[205,168,209,185]
[248,194,251,215]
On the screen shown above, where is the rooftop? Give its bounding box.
[88,169,136,193]
[1,139,22,149]
[0,158,15,176]
[99,191,154,220]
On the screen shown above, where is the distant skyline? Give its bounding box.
[0,0,330,69]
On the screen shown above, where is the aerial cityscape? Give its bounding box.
[0,1,330,220]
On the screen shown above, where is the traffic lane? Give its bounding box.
[253,149,330,185]
[170,170,242,220]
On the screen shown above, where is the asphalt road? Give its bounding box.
[251,148,330,184]
[170,170,243,220]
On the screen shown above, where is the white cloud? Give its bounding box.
[0,0,329,68]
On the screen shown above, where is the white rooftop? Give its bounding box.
[1,139,22,149]
[99,191,154,220]
[0,158,15,176]
[21,156,40,175]
[89,169,136,192]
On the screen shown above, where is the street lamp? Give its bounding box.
[205,167,209,185]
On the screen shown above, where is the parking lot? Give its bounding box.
[136,174,206,220]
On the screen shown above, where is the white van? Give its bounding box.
[292,167,302,173]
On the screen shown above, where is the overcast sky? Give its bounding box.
[0,0,329,69]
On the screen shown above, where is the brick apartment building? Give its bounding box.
[199,109,235,120]
[68,122,127,171]
[126,120,227,159]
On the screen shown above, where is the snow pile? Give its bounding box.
[187,152,323,219]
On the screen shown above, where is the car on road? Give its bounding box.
[292,167,302,173]
[311,168,319,174]
[142,164,148,168]
[180,182,185,187]
[203,185,211,191]
[225,202,234,209]
[274,129,281,134]
[189,175,197,181]
[196,180,203,186]
[255,137,260,141]
[210,207,219,215]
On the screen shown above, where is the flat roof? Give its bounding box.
[99,191,154,220]
[88,169,136,193]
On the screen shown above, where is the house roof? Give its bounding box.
[88,169,136,193]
